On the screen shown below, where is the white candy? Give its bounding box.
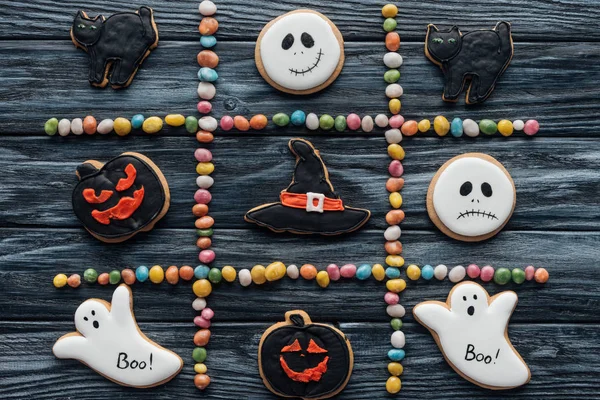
[197,82,216,100]
[384,52,403,68]
[196,175,214,189]
[449,265,466,283]
[71,118,84,135]
[97,119,114,134]
[434,264,448,280]
[361,115,374,132]
[463,119,479,137]
[513,119,525,130]
[287,264,299,279]
[58,119,71,136]
[385,129,402,144]
[192,297,207,311]
[305,113,319,130]
[198,0,217,16]
[391,330,405,348]
[387,304,406,318]
[384,225,401,241]
[199,116,218,132]
[239,269,252,287]
[385,84,403,98]
[375,114,389,128]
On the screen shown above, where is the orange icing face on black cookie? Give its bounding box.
[280,338,329,382]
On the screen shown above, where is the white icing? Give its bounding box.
[432,156,514,237]
[53,285,183,387]
[259,11,342,91]
[414,282,530,389]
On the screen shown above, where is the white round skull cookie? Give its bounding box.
[255,9,344,95]
[427,153,516,241]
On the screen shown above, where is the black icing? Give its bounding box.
[71,6,158,87]
[282,33,294,50]
[481,182,493,197]
[301,32,315,48]
[72,154,166,240]
[459,181,472,196]
[425,21,513,104]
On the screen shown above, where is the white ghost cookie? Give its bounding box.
[53,285,183,388]
[427,153,516,241]
[255,9,344,95]
[413,282,530,390]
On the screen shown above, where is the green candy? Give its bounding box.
[494,268,511,285]
[384,69,400,83]
[512,268,526,284]
[185,116,198,133]
[390,318,403,331]
[83,268,98,283]
[319,114,334,130]
[192,347,207,363]
[109,270,121,284]
[383,18,397,32]
[334,115,347,132]
[44,118,58,135]
[197,228,213,237]
[272,113,290,127]
[479,119,498,135]
[208,267,222,284]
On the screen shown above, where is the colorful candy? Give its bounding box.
[67,274,81,288]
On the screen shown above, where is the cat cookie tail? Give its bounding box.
[495,21,513,59]
[138,6,157,42]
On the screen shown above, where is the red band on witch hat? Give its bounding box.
[280,192,344,212]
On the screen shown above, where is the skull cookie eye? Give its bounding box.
[281,33,294,50]
[459,181,472,196]
[481,182,493,197]
[301,32,315,48]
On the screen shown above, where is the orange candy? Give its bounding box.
[199,17,218,35]
[385,240,403,255]
[179,265,195,281]
[194,374,211,390]
[385,32,400,51]
[197,50,219,68]
[195,216,215,229]
[196,130,214,143]
[386,178,404,192]
[166,266,179,285]
[194,329,211,346]
[67,274,81,288]
[121,268,136,285]
[97,272,109,285]
[196,237,212,249]
[250,114,268,130]
[401,120,418,136]
[300,264,318,280]
[234,116,250,131]
[193,204,209,217]
[83,116,97,135]
[534,268,549,283]
[386,210,405,225]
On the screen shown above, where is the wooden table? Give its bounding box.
[1,0,599,398]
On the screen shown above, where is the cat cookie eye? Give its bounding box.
[77,24,86,29]
[448,38,456,44]
[432,37,443,43]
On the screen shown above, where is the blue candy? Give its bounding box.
[356,264,372,280]
[421,264,434,280]
[194,265,210,279]
[451,117,463,137]
[385,267,401,279]
[388,349,405,361]
[131,114,145,129]
[290,110,306,126]
[198,67,218,82]
[200,35,217,48]
[135,266,149,282]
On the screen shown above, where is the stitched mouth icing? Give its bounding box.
[456,209,498,220]
[289,48,323,76]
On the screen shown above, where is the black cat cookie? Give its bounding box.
[72,152,170,243]
[70,6,159,88]
[425,21,514,104]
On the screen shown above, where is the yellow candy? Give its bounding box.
[149,265,164,284]
[316,270,330,288]
[265,261,286,282]
[113,117,132,136]
[386,278,406,293]
[387,144,405,160]
[388,362,404,376]
[53,273,68,288]
[251,265,267,284]
[381,4,398,18]
[372,264,385,281]
[433,115,450,136]
[389,192,402,208]
[142,116,163,134]
[194,363,207,374]
[406,264,421,280]
[386,376,402,394]
[418,119,431,132]
[193,279,212,297]
[221,266,236,282]
[196,162,215,175]
[165,114,186,126]
[389,99,401,115]
[498,119,514,136]
[386,255,405,267]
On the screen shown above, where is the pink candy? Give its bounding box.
[480,265,494,282]
[194,189,212,204]
[197,101,212,114]
[523,119,539,136]
[201,307,214,320]
[384,292,399,305]
[525,265,535,281]
[389,115,405,129]
[194,148,213,162]
[388,160,404,177]
[339,264,357,278]
[326,264,341,281]
[220,116,234,131]
[346,114,361,130]
[194,316,211,328]
[466,264,481,279]
[198,250,215,264]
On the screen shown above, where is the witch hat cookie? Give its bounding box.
[245,139,370,235]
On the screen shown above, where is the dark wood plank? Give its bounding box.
[0,41,599,136]
[1,321,599,399]
[1,0,599,41]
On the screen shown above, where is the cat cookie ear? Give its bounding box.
[449,26,460,34]
[427,24,439,33]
